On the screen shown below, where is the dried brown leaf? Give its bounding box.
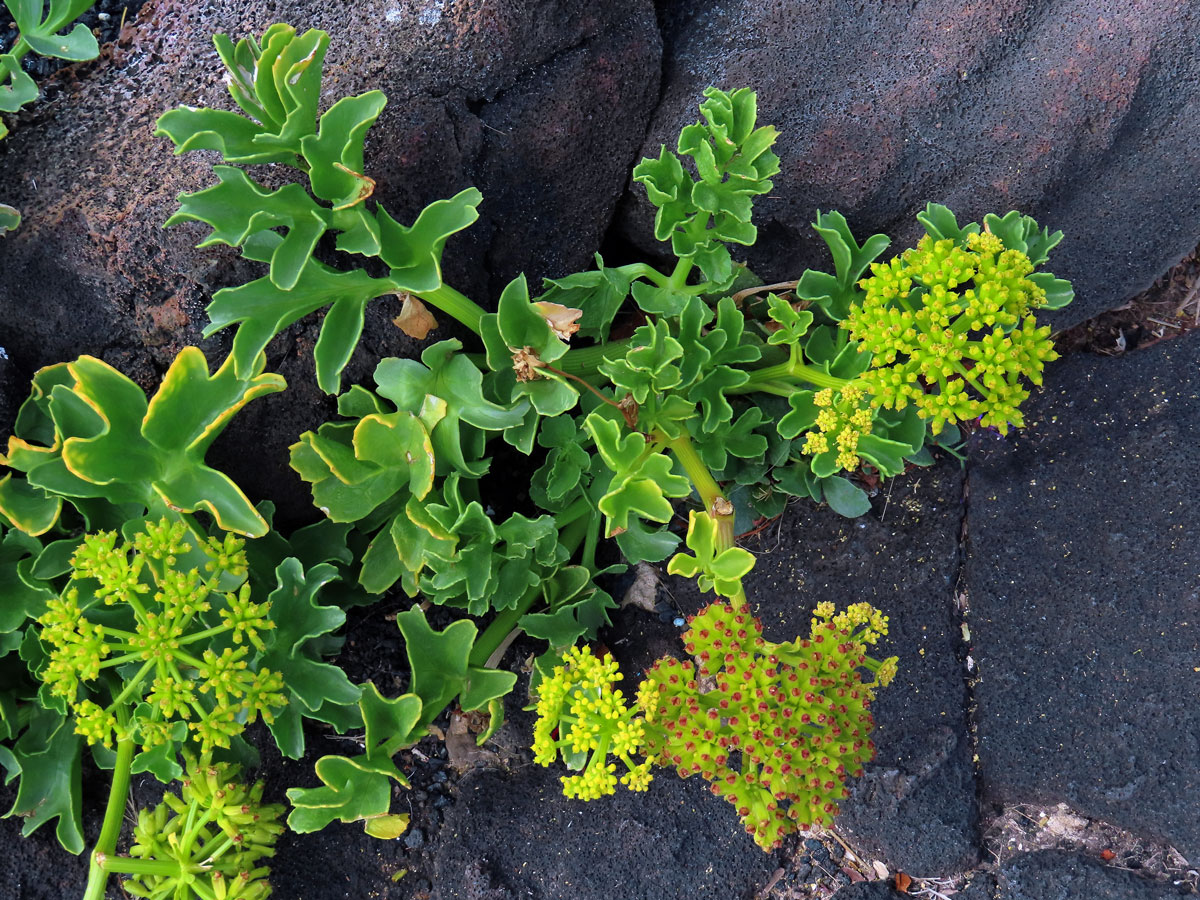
[393,293,438,340]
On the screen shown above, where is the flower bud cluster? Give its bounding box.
[37,518,285,753]
[637,600,897,850]
[801,385,876,472]
[845,231,1058,434]
[532,602,898,851]
[123,752,284,900]
[532,645,653,799]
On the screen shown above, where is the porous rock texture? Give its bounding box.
[723,462,981,877]
[0,0,661,523]
[1001,850,1195,899]
[966,330,1200,860]
[431,762,776,900]
[625,0,1200,327]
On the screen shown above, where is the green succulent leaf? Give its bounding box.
[0,705,83,853]
[667,510,755,598]
[0,53,37,113]
[821,477,871,518]
[0,475,61,536]
[377,188,483,293]
[520,566,617,650]
[3,349,283,536]
[204,236,396,393]
[259,559,361,759]
[396,607,516,727]
[0,526,53,633]
[8,0,98,62]
[796,210,890,321]
[915,203,978,244]
[600,319,684,404]
[766,293,815,347]
[166,166,331,291]
[375,340,527,477]
[695,406,768,471]
[301,91,388,208]
[586,413,690,537]
[286,683,423,835]
[539,254,633,342]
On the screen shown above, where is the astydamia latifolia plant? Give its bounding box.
[106,753,285,900]
[0,0,101,231]
[162,23,1075,851]
[0,348,285,539]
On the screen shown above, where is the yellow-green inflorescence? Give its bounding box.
[120,752,285,900]
[38,518,285,753]
[533,601,897,850]
[800,384,875,472]
[532,645,654,800]
[844,230,1058,435]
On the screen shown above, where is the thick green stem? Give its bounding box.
[663,431,735,554]
[413,283,488,335]
[95,855,184,877]
[743,360,850,392]
[83,733,136,900]
[614,262,670,286]
[557,337,633,376]
[726,380,796,399]
[666,255,695,291]
[467,586,540,670]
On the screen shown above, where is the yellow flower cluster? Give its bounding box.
[531,645,653,800]
[801,385,876,471]
[634,599,900,850]
[845,231,1058,434]
[37,519,285,752]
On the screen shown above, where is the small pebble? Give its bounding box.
[404,827,426,850]
[432,794,452,809]
[673,616,685,627]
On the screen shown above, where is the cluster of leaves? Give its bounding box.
[0,0,100,231]
[114,753,285,900]
[155,23,483,394]
[286,607,515,837]
[0,348,284,538]
[532,600,897,850]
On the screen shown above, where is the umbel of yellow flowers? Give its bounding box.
[533,600,897,850]
[846,231,1059,437]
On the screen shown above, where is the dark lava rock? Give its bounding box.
[431,764,776,900]
[1001,850,1194,899]
[667,461,979,875]
[0,0,661,524]
[836,873,997,899]
[966,331,1200,860]
[624,0,1200,327]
